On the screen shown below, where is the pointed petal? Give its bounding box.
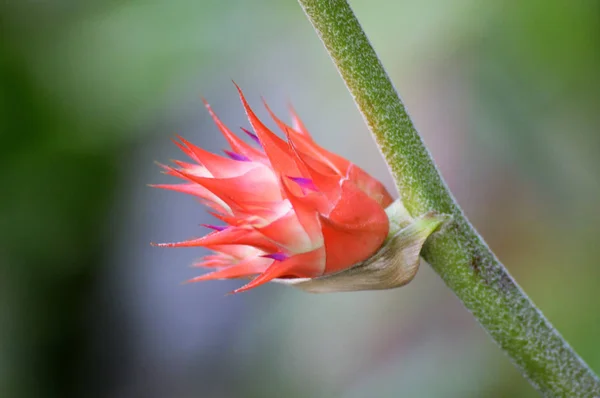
[170,159,199,170]
[178,166,282,208]
[188,256,274,282]
[292,134,351,176]
[164,162,212,179]
[204,244,266,260]
[233,247,326,292]
[263,98,296,138]
[194,253,232,268]
[203,98,266,161]
[277,121,353,178]
[234,84,304,179]
[265,100,314,145]
[175,135,258,178]
[194,260,230,268]
[150,182,209,197]
[170,137,202,164]
[289,104,312,138]
[150,183,230,214]
[153,227,279,252]
[286,137,341,205]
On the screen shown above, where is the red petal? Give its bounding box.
[265,101,314,145]
[280,177,324,247]
[291,138,393,207]
[262,101,331,193]
[320,179,389,274]
[170,138,202,164]
[286,137,341,206]
[203,98,267,162]
[175,135,259,179]
[289,105,312,139]
[194,254,232,268]
[179,166,281,207]
[153,227,278,252]
[234,84,304,179]
[202,244,264,260]
[209,205,289,228]
[254,208,315,253]
[346,164,394,207]
[282,127,350,176]
[233,247,326,293]
[150,183,230,214]
[170,159,198,170]
[263,99,297,139]
[188,256,273,282]
[150,182,210,198]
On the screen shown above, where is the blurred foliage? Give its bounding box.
[1,1,599,397]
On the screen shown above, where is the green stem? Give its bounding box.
[297,0,600,395]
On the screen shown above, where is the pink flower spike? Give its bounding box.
[151,85,392,293]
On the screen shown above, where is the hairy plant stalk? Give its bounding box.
[297,0,600,395]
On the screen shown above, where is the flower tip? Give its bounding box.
[224,289,239,297]
[150,241,169,247]
[287,176,319,192]
[240,127,261,144]
[231,81,246,100]
[182,276,214,286]
[201,224,227,232]
[151,241,183,248]
[231,284,254,294]
[260,96,274,115]
[261,252,289,261]
[153,161,174,175]
[286,101,295,113]
[223,150,250,162]
[184,274,214,284]
[233,82,253,110]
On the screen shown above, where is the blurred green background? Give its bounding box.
[1,0,599,397]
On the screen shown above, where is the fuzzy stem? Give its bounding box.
[297,0,600,395]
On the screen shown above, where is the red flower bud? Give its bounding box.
[152,85,394,293]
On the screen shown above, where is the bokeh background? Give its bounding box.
[2,0,600,397]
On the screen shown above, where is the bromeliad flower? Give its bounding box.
[152,85,401,293]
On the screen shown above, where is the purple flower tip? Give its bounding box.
[224,150,250,162]
[287,176,319,192]
[202,224,228,231]
[241,127,262,146]
[262,252,288,262]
